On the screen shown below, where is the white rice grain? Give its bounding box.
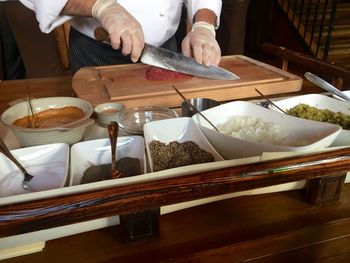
[217,115,300,146]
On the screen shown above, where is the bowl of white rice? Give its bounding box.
[192,101,342,159]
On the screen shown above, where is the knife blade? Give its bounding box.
[140,44,239,80]
[94,27,239,80]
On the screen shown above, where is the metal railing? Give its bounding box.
[275,0,339,61]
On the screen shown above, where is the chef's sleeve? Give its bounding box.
[19,0,72,33]
[185,0,222,28]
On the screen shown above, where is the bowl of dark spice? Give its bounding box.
[149,140,215,172]
[80,157,142,184]
[70,136,146,186]
[144,117,223,172]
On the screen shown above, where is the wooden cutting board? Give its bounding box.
[72,55,302,108]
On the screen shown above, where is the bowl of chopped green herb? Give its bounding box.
[269,93,350,146]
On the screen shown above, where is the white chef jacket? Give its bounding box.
[19,0,222,47]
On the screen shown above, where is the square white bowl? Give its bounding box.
[143,117,224,172]
[192,101,342,159]
[70,136,146,186]
[270,93,350,146]
[0,143,69,198]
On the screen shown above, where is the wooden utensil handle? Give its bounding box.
[108,121,118,156]
[107,121,120,178]
[94,27,110,42]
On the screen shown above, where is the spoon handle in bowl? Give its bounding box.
[305,72,350,101]
[107,121,122,179]
[0,138,29,176]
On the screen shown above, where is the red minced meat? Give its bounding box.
[145,66,192,81]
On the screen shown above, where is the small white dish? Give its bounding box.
[192,101,341,159]
[143,117,224,172]
[70,136,146,186]
[0,143,69,198]
[94,102,125,125]
[270,93,350,146]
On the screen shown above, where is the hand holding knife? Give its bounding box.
[93,27,239,80]
[92,0,144,63]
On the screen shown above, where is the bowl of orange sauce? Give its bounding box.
[1,97,94,147]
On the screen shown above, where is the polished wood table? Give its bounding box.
[1,73,350,262]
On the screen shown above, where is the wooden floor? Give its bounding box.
[3,183,350,263]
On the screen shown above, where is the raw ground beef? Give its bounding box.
[145,66,192,81]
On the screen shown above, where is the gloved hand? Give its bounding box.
[182,22,221,66]
[92,0,144,62]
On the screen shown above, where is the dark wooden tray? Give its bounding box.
[1,147,350,238]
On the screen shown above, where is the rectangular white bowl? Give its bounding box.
[0,143,69,198]
[143,117,224,172]
[270,94,350,146]
[192,101,342,159]
[70,136,146,186]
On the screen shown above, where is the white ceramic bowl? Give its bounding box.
[144,117,224,171]
[70,136,146,186]
[269,94,350,146]
[0,97,94,147]
[94,102,125,125]
[192,101,342,159]
[0,143,69,198]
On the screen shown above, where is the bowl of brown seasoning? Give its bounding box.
[143,117,224,172]
[0,97,94,147]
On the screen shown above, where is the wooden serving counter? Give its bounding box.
[3,184,350,263]
[1,52,350,262]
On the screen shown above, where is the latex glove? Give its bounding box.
[182,22,221,66]
[92,0,144,62]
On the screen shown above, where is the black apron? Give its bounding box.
[69,27,178,74]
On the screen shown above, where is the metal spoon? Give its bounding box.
[304,72,350,102]
[255,88,287,114]
[172,85,219,132]
[26,86,36,128]
[0,138,34,189]
[107,121,123,179]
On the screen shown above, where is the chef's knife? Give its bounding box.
[94,27,239,80]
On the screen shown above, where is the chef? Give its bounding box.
[19,0,222,73]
